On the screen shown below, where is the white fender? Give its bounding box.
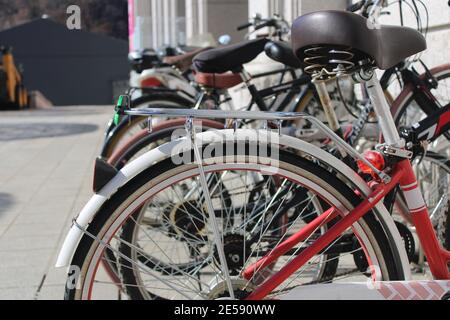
[55,129,411,280]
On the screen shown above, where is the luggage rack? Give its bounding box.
[124,107,390,183]
[126,107,308,121]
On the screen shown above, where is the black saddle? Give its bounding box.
[193,38,268,74]
[163,47,212,72]
[264,41,302,69]
[291,10,426,71]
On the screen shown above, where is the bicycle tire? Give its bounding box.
[65,146,405,300]
[100,119,226,288]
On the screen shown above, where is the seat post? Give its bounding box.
[365,71,403,147]
[239,68,269,111]
[312,78,344,138]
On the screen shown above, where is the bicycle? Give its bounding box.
[94,0,450,290]
[101,15,297,160]
[104,3,450,161]
[56,9,450,300]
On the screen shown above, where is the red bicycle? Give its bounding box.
[57,10,450,300]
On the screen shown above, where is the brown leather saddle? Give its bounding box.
[291,10,426,71]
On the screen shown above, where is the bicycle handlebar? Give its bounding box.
[254,20,277,31]
[347,0,366,12]
[237,22,253,31]
[236,16,287,33]
[237,19,276,32]
[346,0,385,18]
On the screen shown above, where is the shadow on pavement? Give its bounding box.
[0,193,14,214]
[0,123,99,141]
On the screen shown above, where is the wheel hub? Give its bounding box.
[207,277,255,300]
[213,234,251,276]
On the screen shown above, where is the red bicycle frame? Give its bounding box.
[244,159,450,300]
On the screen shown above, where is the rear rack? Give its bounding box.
[124,107,391,183]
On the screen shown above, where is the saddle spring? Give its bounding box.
[303,46,355,80]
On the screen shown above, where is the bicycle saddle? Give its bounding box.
[264,41,302,69]
[193,38,269,73]
[194,72,244,90]
[163,47,212,72]
[291,10,426,71]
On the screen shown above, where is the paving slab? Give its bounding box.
[0,106,112,300]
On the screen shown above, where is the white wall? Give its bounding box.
[130,0,350,50]
[248,0,347,22]
[130,0,186,50]
[378,0,450,68]
[207,0,249,44]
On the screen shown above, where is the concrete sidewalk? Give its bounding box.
[0,106,112,300]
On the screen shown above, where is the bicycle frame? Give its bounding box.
[122,70,450,300]
[244,158,450,300]
[114,108,448,300]
[243,72,450,300]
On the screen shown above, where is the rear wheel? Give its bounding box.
[65,146,405,300]
[392,63,450,155]
[390,64,450,259]
[413,153,450,251]
[101,119,225,288]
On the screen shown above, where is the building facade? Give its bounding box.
[128,0,449,71]
[128,0,347,50]
[0,18,129,106]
